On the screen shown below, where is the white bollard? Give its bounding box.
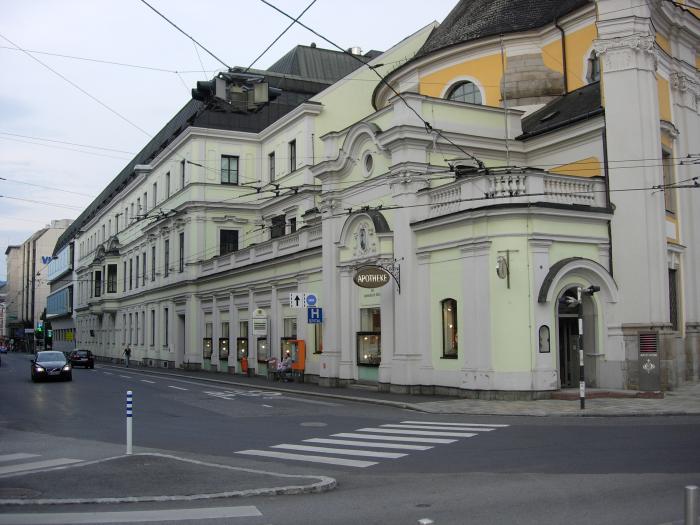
[126,390,133,455]
[686,485,698,525]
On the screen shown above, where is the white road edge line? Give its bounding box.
[140,380,155,384]
[0,505,262,524]
[168,386,187,391]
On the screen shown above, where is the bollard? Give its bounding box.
[686,485,698,525]
[126,390,133,455]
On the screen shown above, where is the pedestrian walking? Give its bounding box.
[123,346,131,368]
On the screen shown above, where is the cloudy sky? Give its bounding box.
[0,0,457,280]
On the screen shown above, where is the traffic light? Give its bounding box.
[36,322,44,338]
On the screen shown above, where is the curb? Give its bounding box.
[99,365,700,418]
[0,453,337,506]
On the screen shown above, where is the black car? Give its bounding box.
[68,349,95,369]
[31,351,72,382]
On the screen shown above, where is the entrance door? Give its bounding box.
[558,317,579,388]
[176,314,185,366]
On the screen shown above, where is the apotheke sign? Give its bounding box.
[353,266,391,289]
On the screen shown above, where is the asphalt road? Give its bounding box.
[1,352,699,525]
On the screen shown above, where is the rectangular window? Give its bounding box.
[270,215,286,239]
[221,155,239,185]
[166,172,171,197]
[288,140,296,172]
[150,310,155,346]
[153,183,158,207]
[179,232,185,272]
[219,229,239,256]
[283,317,297,338]
[129,258,133,290]
[142,252,146,286]
[289,217,297,234]
[151,246,156,281]
[143,192,148,213]
[94,270,102,297]
[129,313,133,345]
[123,261,127,292]
[180,159,186,188]
[314,323,323,354]
[135,312,139,345]
[662,150,677,214]
[357,307,381,366]
[101,225,105,242]
[219,321,230,360]
[164,308,169,346]
[136,198,141,216]
[108,219,112,237]
[669,268,679,331]
[441,299,458,358]
[140,312,145,345]
[203,322,213,359]
[164,240,170,277]
[269,152,275,181]
[107,264,117,293]
[135,255,139,288]
[123,314,127,344]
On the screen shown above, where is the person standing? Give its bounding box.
[123,346,131,368]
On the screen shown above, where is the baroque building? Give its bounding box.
[54,0,699,396]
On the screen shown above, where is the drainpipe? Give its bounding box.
[554,18,569,94]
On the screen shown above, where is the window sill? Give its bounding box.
[440,355,458,360]
[357,362,380,367]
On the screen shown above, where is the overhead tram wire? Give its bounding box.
[138,0,231,70]
[258,0,487,173]
[244,0,318,73]
[0,33,152,138]
[0,177,96,198]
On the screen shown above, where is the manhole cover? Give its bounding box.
[300,422,327,427]
[0,488,42,499]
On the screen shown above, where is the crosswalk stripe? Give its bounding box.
[356,428,476,438]
[235,450,376,468]
[382,424,494,432]
[0,453,39,463]
[304,438,433,451]
[271,444,406,459]
[0,458,82,476]
[332,432,457,444]
[401,420,510,428]
[0,506,262,524]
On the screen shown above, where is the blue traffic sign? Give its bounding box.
[306,293,318,307]
[307,307,323,324]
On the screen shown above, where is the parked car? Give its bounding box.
[31,351,72,382]
[68,349,94,369]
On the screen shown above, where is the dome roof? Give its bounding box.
[417,0,591,57]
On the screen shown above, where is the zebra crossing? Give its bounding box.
[0,452,82,477]
[235,420,509,468]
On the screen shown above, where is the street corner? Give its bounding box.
[0,452,336,506]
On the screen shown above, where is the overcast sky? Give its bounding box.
[0,0,458,280]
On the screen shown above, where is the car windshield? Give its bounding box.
[37,352,66,362]
[77,351,88,357]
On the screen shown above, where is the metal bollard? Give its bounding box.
[126,390,133,455]
[686,485,698,525]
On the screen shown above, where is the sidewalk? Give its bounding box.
[104,363,700,417]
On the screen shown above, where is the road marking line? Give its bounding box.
[402,420,510,428]
[0,453,39,462]
[168,386,187,390]
[118,375,132,379]
[304,438,433,451]
[356,428,476,438]
[382,424,494,432]
[271,444,406,459]
[102,372,113,375]
[262,404,273,408]
[0,505,262,524]
[235,449,376,468]
[0,458,82,476]
[332,433,457,444]
[140,380,155,384]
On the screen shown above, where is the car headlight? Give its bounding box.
[34,366,45,372]
[62,365,71,371]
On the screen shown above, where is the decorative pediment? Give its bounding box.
[338,210,392,262]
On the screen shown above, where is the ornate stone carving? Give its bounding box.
[669,72,699,111]
[352,220,378,258]
[593,34,657,73]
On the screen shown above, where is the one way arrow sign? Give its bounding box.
[289,293,304,308]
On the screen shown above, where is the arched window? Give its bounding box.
[586,51,600,83]
[441,299,458,358]
[447,81,482,105]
